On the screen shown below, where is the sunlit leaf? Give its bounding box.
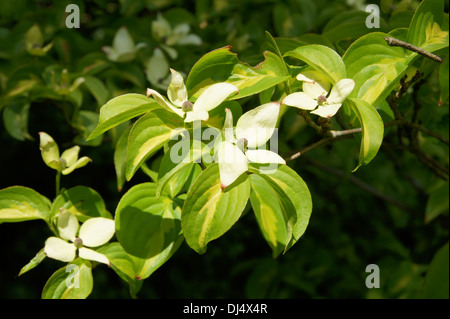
[181,164,250,254]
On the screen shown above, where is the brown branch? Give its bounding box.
[284,132,356,162]
[297,110,323,135]
[385,37,444,63]
[284,118,448,162]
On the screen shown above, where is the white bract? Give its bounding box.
[282,71,355,118]
[102,26,146,63]
[39,132,91,175]
[44,211,115,265]
[146,47,171,90]
[152,13,202,48]
[216,102,286,188]
[147,69,239,122]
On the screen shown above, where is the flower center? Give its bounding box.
[74,237,83,249]
[182,100,193,112]
[59,158,67,169]
[237,138,248,153]
[317,95,327,105]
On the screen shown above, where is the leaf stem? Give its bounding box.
[55,170,61,197]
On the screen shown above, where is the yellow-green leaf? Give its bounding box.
[125,109,184,181]
[0,186,51,223]
[181,164,250,254]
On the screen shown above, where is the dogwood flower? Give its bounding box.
[282,71,355,118]
[44,211,115,265]
[152,13,202,48]
[102,26,146,63]
[39,132,91,175]
[216,102,286,188]
[147,69,239,122]
[146,48,171,90]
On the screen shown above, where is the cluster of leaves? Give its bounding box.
[0,0,448,299]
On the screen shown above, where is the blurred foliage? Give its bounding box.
[0,0,448,298]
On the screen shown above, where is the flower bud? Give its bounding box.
[182,100,193,112]
[74,237,83,249]
[317,95,327,105]
[237,138,248,152]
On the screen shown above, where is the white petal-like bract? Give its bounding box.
[193,83,238,113]
[236,102,279,148]
[44,237,76,262]
[57,210,79,242]
[311,103,343,118]
[217,141,248,188]
[78,218,115,248]
[78,247,110,265]
[282,92,318,110]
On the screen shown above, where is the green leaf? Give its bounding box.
[96,242,142,297]
[72,110,102,147]
[114,183,183,279]
[0,186,51,223]
[114,125,132,192]
[18,248,46,277]
[249,174,296,257]
[181,163,251,254]
[156,137,208,198]
[41,259,93,299]
[125,109,184,181]
[439,55,449,103]
[87,94,160,140]
[186,46,290,101]
[81,75,109,106]
[250,164,313,252]
[50,186,111,223]
[2,99,33,141]
[322,10,387,44]
[425,181,449,224]
[343,32,409,107]
[407,0,449,55]
[264,31,290,74]
[284,44,347,84]
[418,242,449,299]
[345,98,384,171]
[206,100,242,130]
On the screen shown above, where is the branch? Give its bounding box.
[384,37,444,63]
[283,131,356,162]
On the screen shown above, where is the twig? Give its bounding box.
[284,132,356,162]
[284,119,448,162]
[385,37,444,63]
[297,110,323,135]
